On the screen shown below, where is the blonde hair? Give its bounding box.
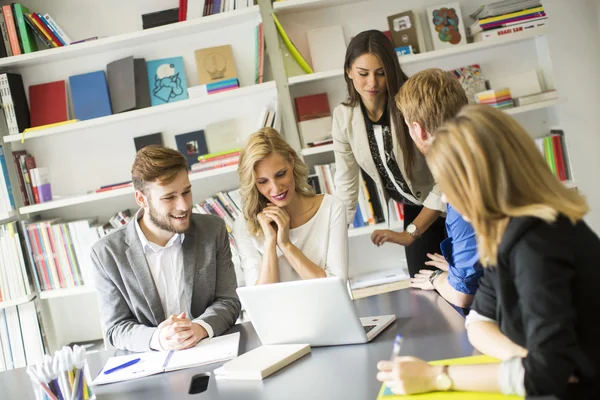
[395,68,468,133]
[427,105,588,266]
[238,128,315,236]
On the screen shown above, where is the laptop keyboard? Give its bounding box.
[363,325,377,334]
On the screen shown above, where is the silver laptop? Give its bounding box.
[236,277,396,346]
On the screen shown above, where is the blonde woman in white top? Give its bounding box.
[233,128,348,286]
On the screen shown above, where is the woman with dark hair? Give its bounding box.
[332,29,446,277]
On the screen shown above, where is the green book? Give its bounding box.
[12,4,37,53]
[544,136,557,177]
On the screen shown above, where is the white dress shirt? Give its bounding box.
[134,210,213,350]
[233,194,348,286]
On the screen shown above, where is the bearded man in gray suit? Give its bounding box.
[91,145,241,352]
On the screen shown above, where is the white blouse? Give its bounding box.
[233,194,349,286]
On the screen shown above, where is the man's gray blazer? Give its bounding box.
[91,213,241,352]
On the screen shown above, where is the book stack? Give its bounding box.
[190,45,240,98]
[191,150,241,173]
[535,129,569,182]
[469,0,546,42]
[0,4,72,56]
[294,93,333,148]
[11,150,52,206]
[0,300,46,371]
[0,221,31,302]
[257,97,279,131]
[188,79,240,98]
[95,181,133,193]
[0,146,15,219]
[476,88,514,110]
[185,0,257,21]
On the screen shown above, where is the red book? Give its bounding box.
[31,13,63,47]
[551,135,567,181]
[95,182,133,193]
[29,81,68,127]
[294,93,330,122]
[197,151,240,163]
[2,6,21,55]
[178,0,187,22]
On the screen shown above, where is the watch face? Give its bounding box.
[407,224,416,234]
[436,373,453,391]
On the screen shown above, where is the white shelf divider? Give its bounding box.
[0,6,260,69]
[39,286,96,300]
[273,0,367,14]
[0,292,36,310]
[301,144,334,156]
[348,220,403,238]
[19,165,239,214]
[4,82,276,144]
[289,29,549,86]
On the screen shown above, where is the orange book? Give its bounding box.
[2,6,21,55]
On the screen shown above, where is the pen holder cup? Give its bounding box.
[29,359,96,400]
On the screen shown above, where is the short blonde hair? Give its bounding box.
[238,128,315,236]
[427,105,588,266]
[395,68,468,133]
[131,145,187,194]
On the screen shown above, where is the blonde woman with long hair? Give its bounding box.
[377,105,600,399]
[233,128,348,286]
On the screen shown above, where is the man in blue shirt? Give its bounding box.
[394,68,483,308]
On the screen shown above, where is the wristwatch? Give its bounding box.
[406,223,421,239]
[436,365,453,391]
[429,269,443,286]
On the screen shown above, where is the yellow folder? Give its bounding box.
[377,355,523,399]
[272,13,313,74]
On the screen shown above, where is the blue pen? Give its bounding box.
[103,358,141,375]
[390,334,404,360]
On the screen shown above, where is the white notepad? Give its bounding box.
[214,344,310,380]
[92,332,240,385]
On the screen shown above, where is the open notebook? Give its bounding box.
[377,355,523,399]
[92,332,240,385]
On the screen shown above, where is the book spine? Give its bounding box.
[0,11,13,56]
[0,148,15,210]
[10,153,28,206]
[31,13,61,47]
[42,14,71,45]
[543,136,557,177]
[23,13,53,49]
[25,157,39,204]
[478,6,545,25]
[2,6,20,55]
[42,222,63,289]
[13,4,36,53]
[20,221,42,293]
[551,135,567,181]
[30,224,52,290]
[18,155,34,206]
[0,74,19,136]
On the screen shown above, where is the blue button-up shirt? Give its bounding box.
[440,203,483,295]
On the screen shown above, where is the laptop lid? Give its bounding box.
[237,277,368,346]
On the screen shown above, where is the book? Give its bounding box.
[387,10,426,54]
[473,19,546,42]
[513,90,558,107]
[141,8,179,29]
[30,167,52,203]
[349,267,410,290]
[488,70,541,99]
[2,6,20,55]
[107,56,151,113]
[0,8,13,56]
[214,344,311,380]
[17,301,45,366]
[175,130,209,169]
[133,133,163,152]
[306,25,346,72]
[194,45,237,85]
[42,14,72,45]
[298,117,333,148]
[426,2,467,50]
[0,72,31,135]
[12,4,37,54]
[24,13,57,48]
[29,81,68,127]
[377,355,521,399]
[32,13,62,47]
[197,148,241,162]
[92,332,240,385]
[69,71,113,120]
[146,57,189,106]
[204,119,240,154]
[449,65,486,104]
[256,22,264,84]
[294,93,330,122]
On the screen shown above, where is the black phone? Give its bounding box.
[188,373,210,395]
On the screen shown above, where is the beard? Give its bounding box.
[147,201,191,234]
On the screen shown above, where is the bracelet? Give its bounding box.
[429,270,443,286]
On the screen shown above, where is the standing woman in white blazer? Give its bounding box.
[332,30,446,277]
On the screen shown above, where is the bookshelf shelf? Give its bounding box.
[504,99,560,115]
[19,165,239,214]
[0,293,36,310]
[0,6,260,69]
[3,82,276,144]
[0,212,18,225]
[273,0,367,14]
[39,286,96,300]
[288,28,550,86]
[348,220,403,238]
[301,144,334,156]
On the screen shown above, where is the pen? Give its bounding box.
[103,358,141,375]
[390,334,404,360]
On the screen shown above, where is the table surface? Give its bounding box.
[2,289,475,400]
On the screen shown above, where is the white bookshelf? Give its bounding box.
[289,28,550,86]
[504,99,560,115]
[301,144,334,156]
[4,82,276,144]
[273,0,368,14]
[348,220,403,238]
[19,164,239,214]
[39,286,96,300]
[0,6,260,69]
[0,211,17,225]
[0,293,36,310]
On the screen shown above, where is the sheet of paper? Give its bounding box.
[166,332,241,371]
[92,351,165,385]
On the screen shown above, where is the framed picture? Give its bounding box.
[426,2,467,50]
